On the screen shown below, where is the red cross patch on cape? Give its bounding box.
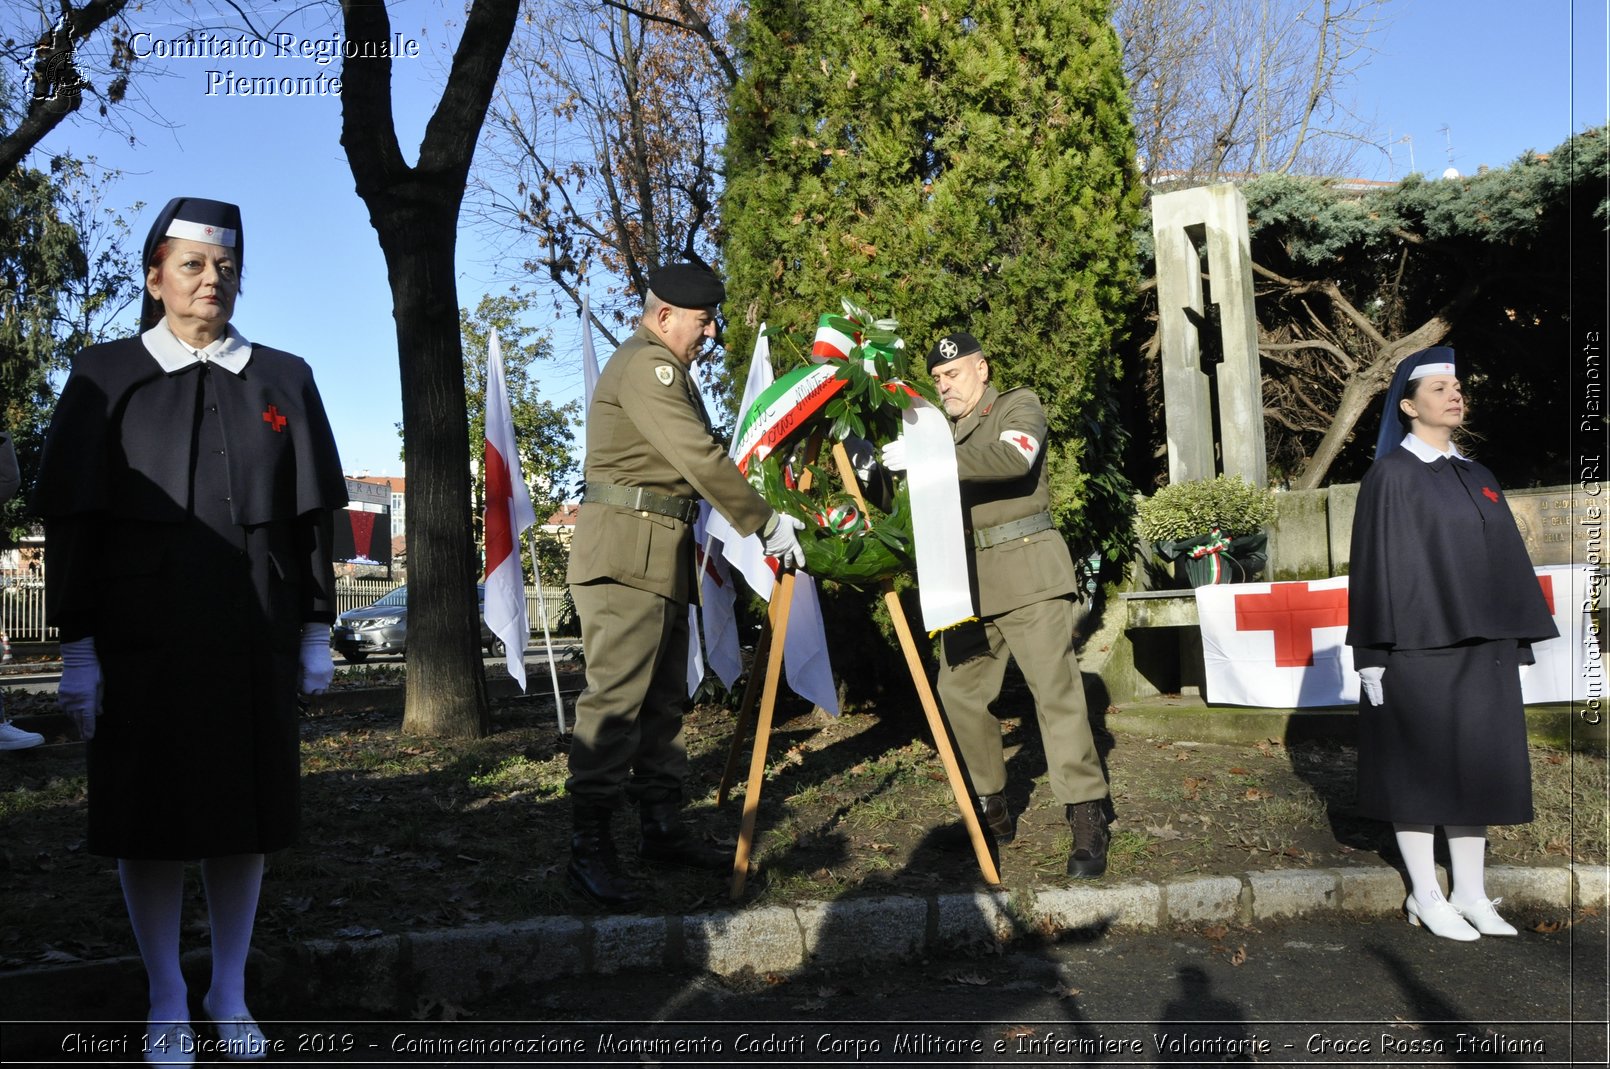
[262,404,288,432]
[999,430,1041,464]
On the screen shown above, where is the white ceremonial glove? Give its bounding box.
[58,637,103,740]
[880,438,908,472]
[762,511,807,570]
[299,623,335,697]
[1358,666,1384,706]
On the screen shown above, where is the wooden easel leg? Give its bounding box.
[881,583,1002,886]
[716,619,772,806]
[728,572,797,899]
[824,442,1001,887]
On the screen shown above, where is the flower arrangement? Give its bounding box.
[1134,474,1276,585]
[1134,474,1276,543]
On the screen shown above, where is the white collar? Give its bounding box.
[141,321,253,375]
[1399,432,1466,463]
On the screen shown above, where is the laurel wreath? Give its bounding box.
[748,300,940,586]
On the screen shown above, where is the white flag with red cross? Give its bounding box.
[483,330,537,691]
[1196,568,1594,707]
[1197,576,1357,707]
[1523,564,1600,704]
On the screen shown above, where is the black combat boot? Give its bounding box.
[638,798,732,871]
[567,804,645,911]
[978,794,1015,844]
[1065,800,1109,879]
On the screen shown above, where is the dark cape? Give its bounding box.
[1345,445,1557,825]
[35,335,346,858]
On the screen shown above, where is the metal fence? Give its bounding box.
[0,577,48,641]
[0,575,572,641]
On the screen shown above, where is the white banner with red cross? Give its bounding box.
[1194,567,1596,707]
[1522,564,1602,704]
[1196,576,1358,707]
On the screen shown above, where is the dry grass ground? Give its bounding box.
[0,668,1603,971]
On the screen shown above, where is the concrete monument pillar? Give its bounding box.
[1150,184,1267,487]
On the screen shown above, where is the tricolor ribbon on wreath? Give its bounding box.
[1186,527,1235,584]
[728,300,973,634]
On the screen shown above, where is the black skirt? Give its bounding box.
[1355,638,1533,826]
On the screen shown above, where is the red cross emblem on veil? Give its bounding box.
[262,404,288,432]
[1233,582,1350,667]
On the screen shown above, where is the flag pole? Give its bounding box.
[528,526,568,734]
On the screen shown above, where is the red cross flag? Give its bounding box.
[1523,564,1600,704]
[483,329,537,690]
[1196,577,1358,707]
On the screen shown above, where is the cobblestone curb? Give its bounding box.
[0,862,1594,1019]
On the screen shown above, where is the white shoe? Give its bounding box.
[1452,896,1519,937]
[1405,891,1481,941]
[0,720,43,750]
[143,1021,196,1066]
[204,995,269,1061]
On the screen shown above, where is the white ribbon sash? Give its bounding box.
[901,397,973,631]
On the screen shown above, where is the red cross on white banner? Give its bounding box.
[1233,582,1350,668]
[1196,576,1357,706]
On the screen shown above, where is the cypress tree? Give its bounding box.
[722,0,1143,574]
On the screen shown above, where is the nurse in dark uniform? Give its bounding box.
[1346,347,1556,942]
[35,198,346,1063]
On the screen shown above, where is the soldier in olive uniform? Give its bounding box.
[883,332,1110,877]
[567,264,805,910]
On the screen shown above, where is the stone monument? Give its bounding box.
[1150,184,1267,487]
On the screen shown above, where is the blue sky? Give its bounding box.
[21,0,1609,475]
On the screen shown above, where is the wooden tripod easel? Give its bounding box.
[718,440,1001,898]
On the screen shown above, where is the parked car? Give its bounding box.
[330,584,505,664]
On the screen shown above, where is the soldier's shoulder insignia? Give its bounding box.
[654,364,676,386]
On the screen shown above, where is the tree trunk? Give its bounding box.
[378,200,491,737]
[339,0,520,737]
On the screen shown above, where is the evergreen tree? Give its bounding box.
[721,0,1143,579]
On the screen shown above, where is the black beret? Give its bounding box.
[648,263,725,308]
[926,331,982,373]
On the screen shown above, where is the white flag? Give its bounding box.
[483,330,538,690]
[581,291,601,447]
[706,330,778,599]
[699,328,837,712]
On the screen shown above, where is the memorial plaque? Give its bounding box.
[1508,486,1603,566]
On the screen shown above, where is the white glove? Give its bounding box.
[1358,665,1384,706]
[762,511,807,570]
[59,637,103,740]
[299,623,335,697]
[880,438,908,472]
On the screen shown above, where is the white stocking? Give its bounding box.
[117,858,188,1024]
[1444,825,1490,907]
[1393,823,1443,904]
[200,853,265,1019]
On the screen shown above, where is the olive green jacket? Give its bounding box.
[568,326,772,602]
[951,384,1079,617]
